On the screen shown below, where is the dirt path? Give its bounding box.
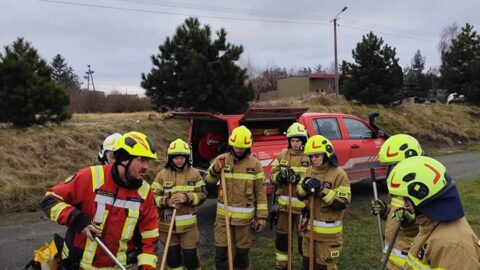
[2,151,480,269]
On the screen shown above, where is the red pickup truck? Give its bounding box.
[173,107,388,193]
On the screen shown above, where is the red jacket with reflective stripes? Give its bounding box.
[41,165,159,269]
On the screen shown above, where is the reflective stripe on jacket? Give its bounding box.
[41,165,159,270]
[205,153,268,226]
[152,166,206,233]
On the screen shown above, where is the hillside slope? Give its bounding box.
[2,99,480,214]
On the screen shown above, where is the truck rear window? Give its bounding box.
[241,119,295,142]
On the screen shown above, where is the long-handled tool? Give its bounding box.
[94,236,127,270]
[371,168,385,252]
[308,197,315,270]
[287,183,292,270]
[220,169,234,270]
[379,222,401,270]
[160,208,178,270]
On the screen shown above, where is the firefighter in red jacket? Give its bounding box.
[152,139,206,270]
[387,156,480,270]
[270,122,310,269]
[41,131,159,269]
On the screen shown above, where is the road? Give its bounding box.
[1,151,480,269]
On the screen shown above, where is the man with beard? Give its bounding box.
[41,131,159,269]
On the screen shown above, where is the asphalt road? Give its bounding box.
[1,151,480,269]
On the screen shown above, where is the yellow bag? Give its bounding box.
[25,234,63,270]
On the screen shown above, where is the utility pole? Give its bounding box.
[331,6,348,99]
[85,65,96,91]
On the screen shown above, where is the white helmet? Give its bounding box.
[98,133,122,163]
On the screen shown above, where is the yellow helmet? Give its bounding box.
[387,156,447,206]
[286,123,308,139]
[167,139,190,156]
[304,135,334,157]
[378,134,423,164]
[114,131,157,159]
[228,126,252,149]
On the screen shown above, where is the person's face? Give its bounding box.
[309,153,325,166]
[290,138,303,151]
[105,151,115,164]
[173,156,186,167]
[233,147,247,156]
[126,156,150,180]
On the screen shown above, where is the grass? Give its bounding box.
[200,176,480,269]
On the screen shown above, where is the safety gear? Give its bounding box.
[302,240,342,269]
[277,168,298,184]
[378,134,423,164]
[98,133,122,164]
[40,165,159,270]
[166,244,182,269]
[234,248,250,269]
[215,246,229,270]
[387,156,448,207]
[405,215,480,270]
[304,135,339,167]
[205,152,268,227]
[213,158,225,174]
[167,138,191,156]
[268,205,279,230]
[152,166,206,234]
[394,207,416,227]
[274,212,303,268]
[114,131,158,159]
[371,199,387,216]
[25,234,64,270]
[228,125,253,149]
[182,248,200,269]
[252,218,266,232]
[286,122,308,139]
[301,177,324,196]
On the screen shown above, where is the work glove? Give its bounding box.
[298,207,310,234]
[278,168,299,184]
[394,207,416,227]
[371,199,387,216]
[301,177,324,196]
[252,218,266,232]
[268,205,279,230]
[168,193,188,208]
[213,158,225,174]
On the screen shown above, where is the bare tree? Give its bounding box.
[438,23,460,57]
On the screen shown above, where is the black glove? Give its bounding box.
[302,177,324,196]
[268,205,279,230]
[277,168,292,184]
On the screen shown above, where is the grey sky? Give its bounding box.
[2,0,479,95]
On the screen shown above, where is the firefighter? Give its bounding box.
[98,133,122,164]
[41,131,159,269]
[371,134,423,270]
[270,122,310,269]
[296,135,351,270]
[152,138,206,270]
[205,125,268,270]
[387,156,480,269]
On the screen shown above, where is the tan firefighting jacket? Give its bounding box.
[381,196,419,270]
[205,152,268,226]
[152,166,206,234]
[270,149,310,213]
[404,215,480,270]
[297,163,351,242]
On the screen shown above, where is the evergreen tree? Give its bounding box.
[441,23,480,104]
[0,38,70,126]
[141,17,254,113]
[51,54,81,90]
[340,32,403,104]
[404,50,428,98]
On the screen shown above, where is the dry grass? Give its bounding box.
[1,112,188,214]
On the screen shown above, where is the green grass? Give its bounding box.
[200,176,480,269]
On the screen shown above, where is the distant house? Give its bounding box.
[259,73,335,101]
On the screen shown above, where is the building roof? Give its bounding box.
[308,73,335,79]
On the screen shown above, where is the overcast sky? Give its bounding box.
[2,0,480,95]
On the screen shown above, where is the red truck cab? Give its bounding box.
[173,107,388,196]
